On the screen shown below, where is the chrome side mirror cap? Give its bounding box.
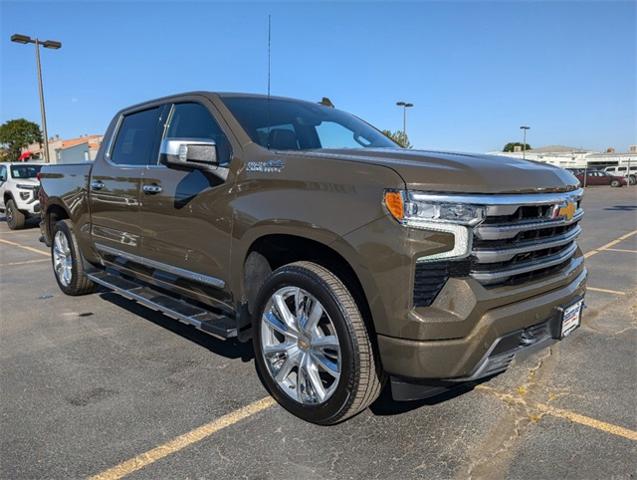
[160,138,218,168]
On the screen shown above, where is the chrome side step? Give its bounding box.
[87,271,237,339]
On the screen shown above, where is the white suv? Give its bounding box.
[604,165,637,185]
[0,162,43,229]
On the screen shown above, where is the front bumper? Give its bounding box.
[378,267,587,381]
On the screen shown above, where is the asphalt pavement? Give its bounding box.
[1,186,635,480]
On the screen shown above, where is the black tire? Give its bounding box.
[6,199,25,230]
[610,179,621,187]
[51,220,96,296]
[253,261,383,425]
[629,175,636,186]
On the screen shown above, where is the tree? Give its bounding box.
[0,119,42,161]
[382,130,412,148]
[503,142,531,152]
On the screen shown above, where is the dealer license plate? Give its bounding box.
[559,299,583,338]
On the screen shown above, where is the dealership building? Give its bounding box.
[489,145,637,169]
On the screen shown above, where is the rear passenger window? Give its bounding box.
[110,107,162,165]
[165,103,232,166]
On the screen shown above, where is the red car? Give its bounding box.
[575,170,627,187]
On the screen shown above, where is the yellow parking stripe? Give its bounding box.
[0,237,50,256]
[0,258,50,267]
[584,230,637,258]
[88,396,275,480]
[477,386,637,441]
[536,403,637,441]
[586,286,626,296]
[602,248,637,254]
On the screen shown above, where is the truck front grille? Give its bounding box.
[412,189,584,306]
[469,190,583,286]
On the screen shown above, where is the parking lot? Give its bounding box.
[1,186,635,480]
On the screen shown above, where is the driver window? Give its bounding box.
[0,165,6,182]
[165,102,232,166]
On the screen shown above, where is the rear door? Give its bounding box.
[89,106,165,260]
[138,100,235,305]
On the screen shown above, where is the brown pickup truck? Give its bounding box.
[39,92,587,424]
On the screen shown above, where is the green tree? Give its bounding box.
[382,130,412,148]
[0,119,42,161]
[503,142,531,152]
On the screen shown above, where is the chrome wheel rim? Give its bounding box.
[53,231,73,287]
[6,204,13,224]
[261,287,341,405]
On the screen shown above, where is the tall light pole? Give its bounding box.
[396,101,414,137]
[10,34,62,163]
[520,125,530,159]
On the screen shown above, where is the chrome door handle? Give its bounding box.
[90,180,105,191]
[143,184,162,194]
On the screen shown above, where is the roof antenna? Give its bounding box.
[266,14,272,149]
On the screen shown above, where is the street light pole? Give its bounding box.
[10,34,61,163]
[520,125,530,159]
[396,101,414,137]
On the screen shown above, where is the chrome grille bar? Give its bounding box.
[475,209,583,240]
[473,225,581,263]
[471,242,578,284]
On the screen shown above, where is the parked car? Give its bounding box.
[604,165,637,185]
[0,162,43,229]
[575,169,627,187]
[38,92,587,424]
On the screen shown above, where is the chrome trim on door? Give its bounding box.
[94,242,225,289]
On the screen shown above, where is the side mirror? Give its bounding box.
[159,138,218,169]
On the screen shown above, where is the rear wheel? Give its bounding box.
[52,220,96,296]
[6,199,25,230]
[629,175,636,185]
[253,261,383,425]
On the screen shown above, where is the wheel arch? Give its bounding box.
[236,228,382,346]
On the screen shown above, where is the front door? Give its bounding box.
[139,100,235,307]
[90,106,165,261]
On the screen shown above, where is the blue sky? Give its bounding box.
[1,1,635,152]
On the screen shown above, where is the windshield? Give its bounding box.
[221,97,398,151]
[10,165,41,179]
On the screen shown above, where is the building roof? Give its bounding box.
[527,145,591,153]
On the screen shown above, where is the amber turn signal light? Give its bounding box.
[384,191,404,221]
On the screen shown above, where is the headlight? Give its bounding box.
[384,190,486,262]
[384,190,486,226]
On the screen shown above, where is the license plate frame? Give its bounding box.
[555,298,584,339]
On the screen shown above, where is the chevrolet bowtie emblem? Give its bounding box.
[551,201,576,221]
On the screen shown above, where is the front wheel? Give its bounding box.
[610,179,621,187]
[51,220,96,296]
[253,261,383,425]
[6,199,25,230]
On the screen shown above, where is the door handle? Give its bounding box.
[90,180,105,191]
[143,184,162,194]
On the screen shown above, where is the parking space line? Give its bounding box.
[0,238,50,256]
[602,248,637,254]
[586,286,626,296]
[88,396,275,480]
[477,385,637,441]
[0,258,50,267]
[584,229,637,258]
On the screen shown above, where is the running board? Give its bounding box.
[87,271,237,339]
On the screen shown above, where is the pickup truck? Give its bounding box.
[39,92,587,424]
[0,162,43,229]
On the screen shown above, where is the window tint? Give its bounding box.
[221,97,397,151]
[0,165,6,181]
[165,102,232,165]
[111,107,162,165]
[10,165,41,178]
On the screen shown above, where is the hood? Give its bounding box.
[13,177,39,186]
[302,148,579,194]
